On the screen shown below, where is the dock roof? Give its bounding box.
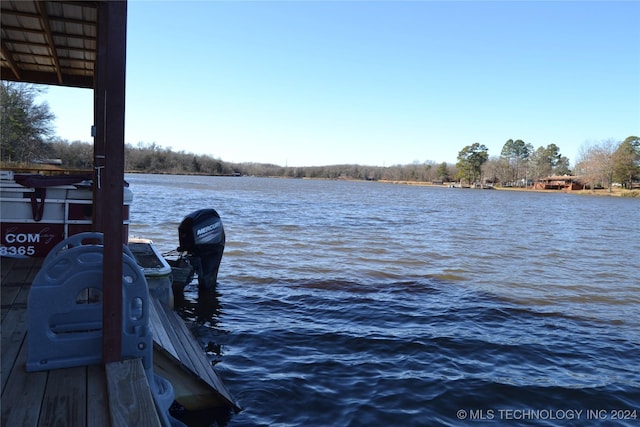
[1,1,98,88]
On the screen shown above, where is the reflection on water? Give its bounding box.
[127,174,640,427]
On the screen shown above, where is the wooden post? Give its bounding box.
[94,6,106,232]
[95,0,128,364]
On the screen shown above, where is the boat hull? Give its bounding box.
[0,171,132,257]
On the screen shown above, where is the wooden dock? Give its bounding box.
[150,296,240,412]
[1,257,162,426]
[1,256,238,426]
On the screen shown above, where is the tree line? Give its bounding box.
[455,137,639,190]
[2,82,639,188]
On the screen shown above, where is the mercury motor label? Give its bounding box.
[194,220,223,245]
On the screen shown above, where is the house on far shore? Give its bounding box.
[534,175,585,191]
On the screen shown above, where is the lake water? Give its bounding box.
[126,174,640,427]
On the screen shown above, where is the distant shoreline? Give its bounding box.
[377,180,640,198]
[2,163,637,198]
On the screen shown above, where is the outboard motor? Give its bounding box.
[177,209,225,289]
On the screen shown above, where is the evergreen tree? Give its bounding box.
[612,135,640,188]
[456,143,489,186]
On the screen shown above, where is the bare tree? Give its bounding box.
[574,140,617,191]
[1,82,55,162]
[481,156,502,185]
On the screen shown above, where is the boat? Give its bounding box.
[127,207,227,305]
[0,169,132,257]
[128,237,175,308]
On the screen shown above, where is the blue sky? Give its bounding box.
[42,1,639,167]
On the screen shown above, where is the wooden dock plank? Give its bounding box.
[105,359,162,427]
[151,296,209,373]
[172,313,229,394]
[0,257,17,281]
[1,257,28,283]
[1,257,41,320]
[87,364,111,427]
[151,297,191,363]
[1,282,22,320]
[1,258,31,314]
[39,366,87,427]
[149,296,239,411]
[1,304,28,391]
[164,305,234,403]
[148,297,179,359]
[1,337,48,427]
[1,258,39,391]
[153,297,213,380]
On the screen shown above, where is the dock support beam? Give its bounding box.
[94,0,128,364]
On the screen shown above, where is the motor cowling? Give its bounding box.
[177,209,225,289]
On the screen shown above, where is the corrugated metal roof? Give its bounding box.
[1,1,98,88]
